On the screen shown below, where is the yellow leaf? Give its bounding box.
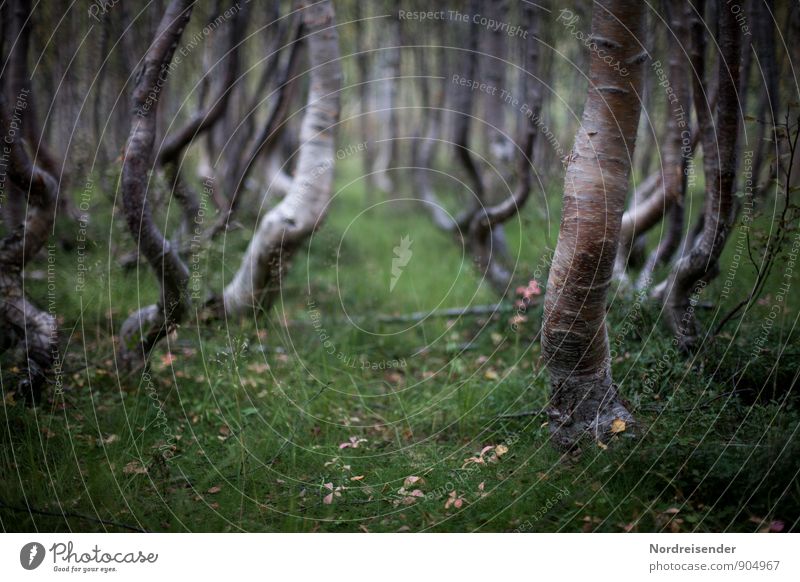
[610,418,626,434]
[484,369,499,381]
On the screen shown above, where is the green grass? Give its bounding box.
[1,157,799,533]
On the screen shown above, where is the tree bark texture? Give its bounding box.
[541,0,647,449]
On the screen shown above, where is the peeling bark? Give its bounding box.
[541,0,647,449]
[118,0,194,368]
[219,0,341,317]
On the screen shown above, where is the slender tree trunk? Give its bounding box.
[617,0,691,283]
[219,0,341,317]
[468,0,541,296]
[353,0,375,184]
[210,21,305,238]
[662,0,741,350]
[157,1,246,242]
[118,0,194,367]
[9,0,79,227]
[541,0,647,449]
[483,0,513,165]
[370,13,400,195]
[415,3,541,298]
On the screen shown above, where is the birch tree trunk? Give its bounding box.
[617,0,691,284]
[483,0,513,165]
[635,0,692,288]
[118,0,194,367]
[157,1,246,243]
[220,0,341,317]
[370,13,400,195]
[541,0,647,449]
[468,0,541,295]
[662,0,741,350]
[0,92,58,403]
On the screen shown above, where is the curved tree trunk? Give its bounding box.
[662,0,741,350]
[415,2,542,298]
[209,20,305,238]
[468,0,541,296]
[9,0,79,231]
[0,92,58,403]
[541,0,647,449]
[220,0,341,317]
[157,1,246,243]
[118,0,194,368]
[617,0,691,284]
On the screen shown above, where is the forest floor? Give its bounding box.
[2,160,799,532]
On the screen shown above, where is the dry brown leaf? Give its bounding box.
[123,461,148,475]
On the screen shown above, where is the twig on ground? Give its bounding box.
[0,499,148,532]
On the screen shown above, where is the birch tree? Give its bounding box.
[541,0,647,449]
[118,0,194,367]
[661,0,741,350]
[219,0,342,317]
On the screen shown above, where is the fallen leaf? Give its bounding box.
[403,475,424,488]
[207,486,222,494]
[339,436,367,449]
[123,461,148,475]
[610,418,626,434]
[99,434,118,446]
